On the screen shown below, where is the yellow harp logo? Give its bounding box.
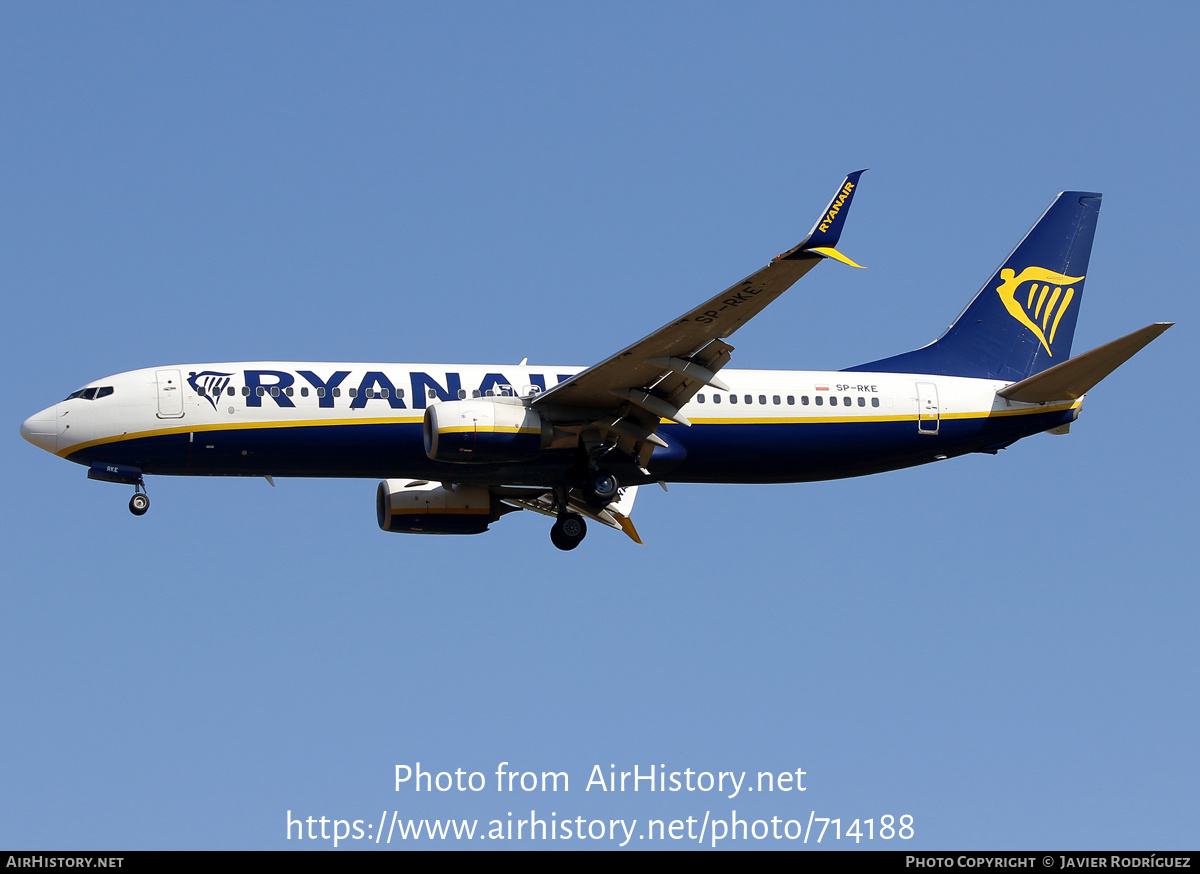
[995,266,1084,356]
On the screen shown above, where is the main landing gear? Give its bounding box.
[550,512,587,551]
[582,469,619,507]
[128,482,150,516]
[546,465,619,550]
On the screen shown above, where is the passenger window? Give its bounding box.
[697,394,705,403]
[872,397,880,407]
[381,388,390,399]
[349,388,357,398]
[242,386,250,396]
[428,389,436,399]
[458,389,467,399]
[729,394,737,404]
[829,396,837,406]
[256,386,265,397]
[227,386,235,396]
[759,395,767,405]
[270,386,280,397]
[712,394,721,404]
[772,395,780,405]
[397,389,405,398]
[744,395,752,404]
[815,396,823,406]
[300,387,309,397]
[332,388,341,397]
[844,396,851,406]
[858,396,865,407]
[316,387,325,398]
[787,395,795,405]
[472,390,481,398]
[197,386,206,396]
[800,396,808,405]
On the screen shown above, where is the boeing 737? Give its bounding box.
[19,173,1171,549]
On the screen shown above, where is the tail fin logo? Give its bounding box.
[995,267,1084,356]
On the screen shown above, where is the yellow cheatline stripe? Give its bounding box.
[57,415,425,457]
[390,507,491,515]
[61,401,1084,458]
[687,414,908,425]
[436,426,540,435]
[683,402,1079,426]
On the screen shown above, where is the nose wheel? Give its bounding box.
[550,512,587,550]
[128,482,150,516]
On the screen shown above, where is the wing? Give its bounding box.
[532,171,867,468]
[500,484,643,543]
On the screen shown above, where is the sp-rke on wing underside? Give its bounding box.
[20,172,1171,550]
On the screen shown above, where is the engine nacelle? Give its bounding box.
[424,399,547,463]
[377,480,497,535]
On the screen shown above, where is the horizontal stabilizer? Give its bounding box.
[997,322,1173,403]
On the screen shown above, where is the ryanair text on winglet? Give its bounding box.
[818,180,855,233]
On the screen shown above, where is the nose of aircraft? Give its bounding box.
[20,404,59,453]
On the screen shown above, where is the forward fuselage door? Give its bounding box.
[916,381,939,434]
[156,369,185,419]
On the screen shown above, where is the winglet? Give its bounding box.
[616,515,644,545]
[808,246,865,268]
[779,169,867,266]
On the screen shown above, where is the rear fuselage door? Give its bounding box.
[156,369,185,419]
[916,381,939,434]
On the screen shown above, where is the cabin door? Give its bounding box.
[916,382,939,435]
[156,369,185,419]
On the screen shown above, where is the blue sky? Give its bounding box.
[2,2,1197,850]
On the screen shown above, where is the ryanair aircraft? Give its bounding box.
[20,173,1171,549]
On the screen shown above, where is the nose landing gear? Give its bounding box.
[86,462,151,516]
[128,482,150,516]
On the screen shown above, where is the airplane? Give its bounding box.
[19,172,1172,550]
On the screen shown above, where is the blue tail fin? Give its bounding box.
[845,191,1101,381]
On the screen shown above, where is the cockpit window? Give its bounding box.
[65,386,113,401]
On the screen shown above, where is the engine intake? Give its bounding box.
[376,480,497,535]
[424,399,548,463]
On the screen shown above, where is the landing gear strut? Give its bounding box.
[550,512,587,551]
[128,481,150,516]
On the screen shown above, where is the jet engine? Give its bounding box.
[377,480,500,535]
[423,399,551,463]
